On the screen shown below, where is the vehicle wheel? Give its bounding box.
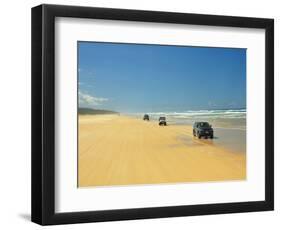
[193,130,196,136]
[210,135,214,139]
[197,133,201,139]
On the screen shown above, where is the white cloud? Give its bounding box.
[79,92,108,106]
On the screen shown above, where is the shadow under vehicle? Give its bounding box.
[193,122,214,139]
[159,117,167,126]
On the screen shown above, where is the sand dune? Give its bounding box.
[78,115,246,187]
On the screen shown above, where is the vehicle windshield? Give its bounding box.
[159,117,166,120]
[198,122,210,128]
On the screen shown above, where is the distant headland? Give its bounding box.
[78,108,119,115]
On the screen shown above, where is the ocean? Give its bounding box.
[127,109,246,129]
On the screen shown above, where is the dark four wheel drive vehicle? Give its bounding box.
[159,117,167,126]
[143,114,150,121]
[193,122,214,139]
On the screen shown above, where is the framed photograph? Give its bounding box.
[31,4,274,225]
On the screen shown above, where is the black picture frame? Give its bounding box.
[31,4,274,225]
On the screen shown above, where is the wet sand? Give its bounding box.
[78,115,246,187]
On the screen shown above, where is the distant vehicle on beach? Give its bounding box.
[193,122,214,139]
[159,117,167,126]
[143,114,150,121]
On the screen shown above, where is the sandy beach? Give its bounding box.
[78,115,246,187]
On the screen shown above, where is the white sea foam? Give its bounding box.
[126,109,246,128]
[129,109,246,119]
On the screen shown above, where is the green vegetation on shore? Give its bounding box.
[79,108,119,115]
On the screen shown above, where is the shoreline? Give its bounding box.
[124,114,247,153]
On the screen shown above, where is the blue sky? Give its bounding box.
[78,42,246,113]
